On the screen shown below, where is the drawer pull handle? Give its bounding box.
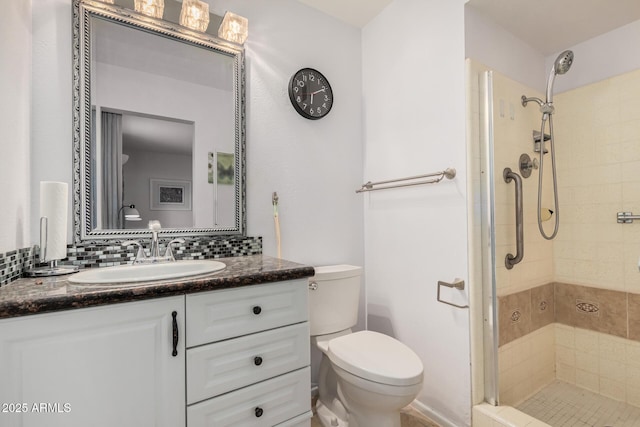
[254,356,263,366]
[171,311,178,357]
[255,407,264,418]
[252,305,262,315]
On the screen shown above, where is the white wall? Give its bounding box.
[212,0,364,270]
[30,0,364,275]
[548,19,640,94]
[31,0,74,244]
[1,0,31,253]
[362,1,471,426]
[465,6,640,97]
[30,0,365,318]
[465,4,546,93]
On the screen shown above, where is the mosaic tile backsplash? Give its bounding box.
[0,236,262,286]
[0,248,35,286]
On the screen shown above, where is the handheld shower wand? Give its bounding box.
[522,50,574,115]
[521,50,574,240]
[545,50,574,105]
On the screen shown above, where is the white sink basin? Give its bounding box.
[68,260,226,285]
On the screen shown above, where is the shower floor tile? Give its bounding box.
[516,381,640,427]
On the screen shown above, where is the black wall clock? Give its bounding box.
[288,68,333,120]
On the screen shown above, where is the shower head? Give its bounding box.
[554,50,574,75]
[545,50,574,104]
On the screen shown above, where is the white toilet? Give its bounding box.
[309,265,424,427]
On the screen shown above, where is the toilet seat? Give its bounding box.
[326,330,423,386]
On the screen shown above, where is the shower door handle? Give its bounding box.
[504,168,524,269]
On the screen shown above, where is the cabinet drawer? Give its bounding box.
[187,367,310,427]
[186,280,308,347]
[187,322,310,404]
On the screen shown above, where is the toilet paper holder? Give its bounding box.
[437,279,468,309]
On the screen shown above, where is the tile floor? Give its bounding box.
[517,381,640,427]
[310,401,440,427]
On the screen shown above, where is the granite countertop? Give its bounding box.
[0,255,315,319]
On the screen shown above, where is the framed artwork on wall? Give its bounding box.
[217,152,235,185]
[150,179,192,211]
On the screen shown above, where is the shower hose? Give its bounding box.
[538,113,560,240]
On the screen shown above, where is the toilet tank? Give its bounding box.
[308,265,362,336]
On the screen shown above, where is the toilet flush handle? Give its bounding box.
[309,281,318,291]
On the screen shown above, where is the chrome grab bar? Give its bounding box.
[504,168,524,269]
[617,212,640,223]
[356,168,456,193]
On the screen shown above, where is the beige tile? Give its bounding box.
[555,282,627,338]
[311,416,322,427]
[556,362,576,384]
[400,406,440,427]
[626,384,640,408]
[312,404,442,427]
[471,409,493,427]
[600,377,626,402]
[531,283,554,331]
[575,352,599,374]
[627,340,640,367]
[599,358,626,383]
[556,343,574,364]
[576,369,599,393]
[574,328,599,355]
[629,293,640,341]
[555,324,575,348]
[498,289,531,346]
[599,333,628,363]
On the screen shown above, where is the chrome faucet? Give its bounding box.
[122,221,185,264]
[148,220,162,259]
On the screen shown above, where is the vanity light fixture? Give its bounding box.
[180,0,210,32]
[134,0,164,19]
[218,11,248,45]
[119,204,142,228]
[123,205,142,221]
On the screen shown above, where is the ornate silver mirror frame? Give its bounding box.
[72,0,246,243]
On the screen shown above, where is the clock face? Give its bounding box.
[288,68,333,120]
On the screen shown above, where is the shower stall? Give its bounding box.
[467,57,640,426]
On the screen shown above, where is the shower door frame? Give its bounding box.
[479,70,499,405]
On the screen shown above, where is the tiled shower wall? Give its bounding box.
[498,282,640,406]
[488,66,558,406]
[491,72,555,298]
[466,60,557,405]
[553,68,640,293]
[469,62,640,409]
[496,68,640,407]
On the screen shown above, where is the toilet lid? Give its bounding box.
[327,331,423,386]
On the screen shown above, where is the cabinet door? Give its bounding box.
[0,296,185,427]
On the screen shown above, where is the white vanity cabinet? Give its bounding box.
[0,277,312,427]
[185,279,312,427]
[0,296,185,427]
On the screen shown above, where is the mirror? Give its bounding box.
[72,0,245,243]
